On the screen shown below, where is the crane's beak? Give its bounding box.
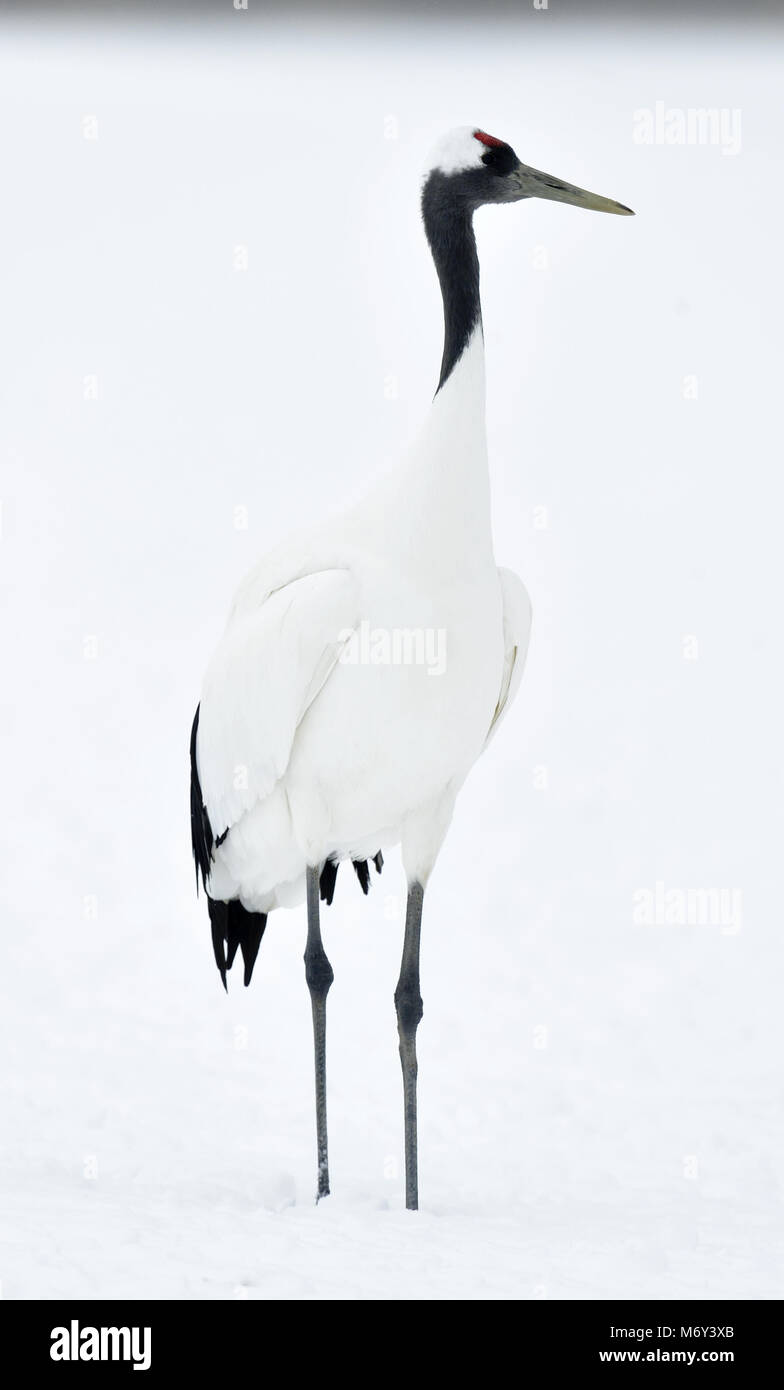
[512,161,634,215]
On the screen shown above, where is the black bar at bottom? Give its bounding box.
[1,1298,777,1375]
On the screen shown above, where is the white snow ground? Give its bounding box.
[1,12,783,1300]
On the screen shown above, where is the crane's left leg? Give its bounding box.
[305,864,334,1201]
[395,881,424,1211]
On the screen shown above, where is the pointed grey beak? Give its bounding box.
[513,162,634,215]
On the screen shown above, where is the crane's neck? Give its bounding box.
[345,179,494,578]
[422,179,483,393]
[361,178,493,575]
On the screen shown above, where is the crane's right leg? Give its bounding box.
[304,864,334,1201]
[395,881,424,1211]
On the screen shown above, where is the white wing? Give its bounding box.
[484,567,532,746]
[197,568,359,837]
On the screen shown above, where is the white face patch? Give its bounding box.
[426,126,488,177]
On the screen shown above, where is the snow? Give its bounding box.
[1,11,782,1300]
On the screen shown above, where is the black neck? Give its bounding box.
[422,173,482,394]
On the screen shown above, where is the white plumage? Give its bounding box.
[197,329,531,912]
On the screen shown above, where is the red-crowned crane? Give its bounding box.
[190,127,633,1209]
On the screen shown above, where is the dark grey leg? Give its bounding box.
[304,864,334,1201]
[394,881,424,1210]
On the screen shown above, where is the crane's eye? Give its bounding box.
[473,131,518,177]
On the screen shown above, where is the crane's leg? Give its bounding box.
[395,881,424,1211]
[305,864,334,1201]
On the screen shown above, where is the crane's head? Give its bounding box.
[425,126,634,215]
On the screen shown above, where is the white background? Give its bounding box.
[1,9,782,1298]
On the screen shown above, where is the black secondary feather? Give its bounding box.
[353,859,371,894]
[236,903,266,986]
[190,704,217,894]
[208,897,228,991]
[320,859,339,905]
[208,896,267,991]
[320,853,384,905]
[226,913,243,971]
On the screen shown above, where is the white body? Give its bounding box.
[198,328,531,913]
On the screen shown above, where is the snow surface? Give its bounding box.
[1,12,782,1300]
